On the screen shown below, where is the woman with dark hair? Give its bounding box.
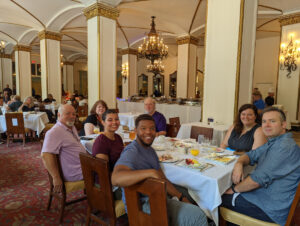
[79,100,108,136]
[92,109,123,172]
[220,104,266,153]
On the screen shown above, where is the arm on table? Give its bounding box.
[111,165,162,187]
[84,123,95,135]
[220,125,234,149]
[232,154,250,184]
[41,152,63,193]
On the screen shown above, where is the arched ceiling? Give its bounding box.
[0,0,299,60]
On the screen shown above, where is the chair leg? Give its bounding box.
[86,206,91,226]
[59,193,66,223]
[46,191,53,210]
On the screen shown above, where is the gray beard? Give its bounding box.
[66,121,75,127]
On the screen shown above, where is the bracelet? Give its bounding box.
[231,184,238,193]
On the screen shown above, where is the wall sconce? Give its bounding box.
[279,34,300,78]
[60,54,64,67]
[121,63,129,82]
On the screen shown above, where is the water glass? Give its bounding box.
[211,139,217,147]
[198,135,204,144]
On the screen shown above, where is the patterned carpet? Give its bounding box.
[0,141,87,226]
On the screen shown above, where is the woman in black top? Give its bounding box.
[79,100,108,136]
[220,104,266,153]
[19,96,35,112]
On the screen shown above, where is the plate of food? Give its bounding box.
[176,158,214,171]
[204,153,236,164]
[152,145,165,151]
[158,154,180,163]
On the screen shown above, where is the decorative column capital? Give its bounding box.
[38,30,62,41]
[279,13,300,26]
[120,48,138,56]
[176,36,199,45]
[83,3,119,20]
[14,45,31,52]
[64,61,74,65]
[0,53,12,59]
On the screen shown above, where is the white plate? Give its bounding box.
[158,154,180,163]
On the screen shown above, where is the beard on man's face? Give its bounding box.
[66,121,75,127]
[136,134,154,147]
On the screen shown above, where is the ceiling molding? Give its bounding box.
[10,0,45,29]
[176,35,199,45]
[188,0,202,34]
[83,2,119,20]
[61,33,87,48]
[72,55,87,63]
[62,26,87,31]
[256,30,280,33]
[38,30,62,41]
[0,53,12,59]
[18,29,38,45]
[121,26,175,35]
[258,4,283,13]
[120,48,137,55]
[257,18,279,29]
[0,22,33,28]
[14,44,31,52]
[0,31,18,43]
[279,12,300,26]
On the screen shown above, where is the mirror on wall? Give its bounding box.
[153,74,164,97]
[195,69,204,100]
[138,73,148,96]
[169,71,177,98]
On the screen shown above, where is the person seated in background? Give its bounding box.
[220,104,266,154]
[41,104,86,192]
[252,91,265,114]
[6,95,22,112]
[69,94,79,110]
[43,93,56,104]
[79,100,108,136]
[78,95,88,106]
[3,90,11,104]
[265,88,275,107]
[112,114,208,226]
[221,107,300,225]
[19,96,35,112]
[3,84,12,96]
[144,97,166,136]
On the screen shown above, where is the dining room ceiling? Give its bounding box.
[0,0,299,61]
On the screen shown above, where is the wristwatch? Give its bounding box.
[231,184,238,193]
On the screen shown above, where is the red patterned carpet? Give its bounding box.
[0,141,87,225]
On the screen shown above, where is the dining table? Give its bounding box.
[0,112,49,136]
[176,122,230,146]
[118,112,143,131]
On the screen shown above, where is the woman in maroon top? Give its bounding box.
[92,109,123,172]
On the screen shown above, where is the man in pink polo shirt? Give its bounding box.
[41,104,85,193]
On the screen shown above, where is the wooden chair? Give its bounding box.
[219,182,300,226]
[78,104,88,117]
[5,112,32,147]
[124,178,169,226]
[168,117,181,137]
[79,152,127,226]
[169,117,180,127]
[46,154,86,223]
[190,126,213,141]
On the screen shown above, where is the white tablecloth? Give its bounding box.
[117,100,201,124]
[45,103,60,114]
[176,122,230,146]
[0,112,49,135]
[118,112,143,130]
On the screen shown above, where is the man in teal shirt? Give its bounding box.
[222,107,300,226]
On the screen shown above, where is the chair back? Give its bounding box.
[46,154,66,190]
[77,104,88,117]
[285,182,300,226]
[168,117,181,137]
[5,112,25,134]
[190,126,213,141]
[169,117,180,126]
[79,153,116,221]
[124,178,168,226]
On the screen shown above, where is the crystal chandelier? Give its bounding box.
[147,60,165,75]
[279,34,300,78]
[138,16,168,64]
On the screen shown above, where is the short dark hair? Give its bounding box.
[135,114,155,128]
[262,107,286,122]
[102,109,118,121]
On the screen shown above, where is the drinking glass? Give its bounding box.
[198,135,204,144]
[93,127,100,134]
[211,139,217,147]
[129,131,136,140]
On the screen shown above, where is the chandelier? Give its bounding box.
[147,60,164,75]
[279,34,300,78]
[121,63,129,82]
[138,16,168,64]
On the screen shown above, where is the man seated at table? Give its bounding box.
[41,104,85,192]
[6,95,22,112]
[252,91,265,114]
[222,107,300,225]
[112,114,208,226]
[144,97,166,136]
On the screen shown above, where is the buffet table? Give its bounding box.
[117,100,201,124]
